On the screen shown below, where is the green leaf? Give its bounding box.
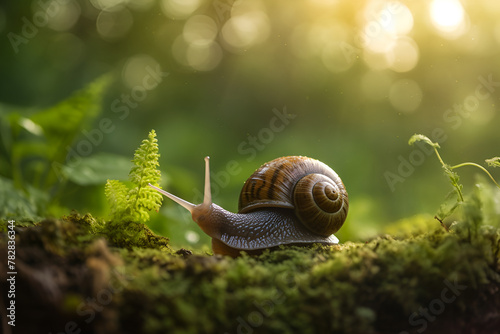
[436,199,461,221]
[0,175,48,220]
[485,157,500,168]
[62,153,132,186]
[408,134,440,148]
[442,164,464,202]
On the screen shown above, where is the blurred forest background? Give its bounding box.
[1,0,499,250]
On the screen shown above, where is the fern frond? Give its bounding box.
[129,130,161,187]
[105,179,129,221]
[104,129,163,223]
[126,130,162,223]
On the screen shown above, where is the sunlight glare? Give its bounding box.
[431,0,463,29]
[430,0,467,38]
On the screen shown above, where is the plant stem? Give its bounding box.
[430,146,464,201]
[432,146,447,168]
[450,162,500,190]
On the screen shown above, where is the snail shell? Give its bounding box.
[239,156,348,237]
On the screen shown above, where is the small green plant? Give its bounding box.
[105,130,162,223]
[409,134,500,220]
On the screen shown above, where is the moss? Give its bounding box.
[51,211,173,252]
[111,225,499,334]
[383,214,439,238]
[1,213,499,334]
[101,220,172,251]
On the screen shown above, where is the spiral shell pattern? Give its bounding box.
[238,156,348,236]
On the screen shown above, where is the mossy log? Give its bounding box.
[1,212,499,334]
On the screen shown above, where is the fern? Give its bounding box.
[105,130,162,223]
[105,180,128,219]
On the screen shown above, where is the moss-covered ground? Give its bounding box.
[1,209,499,334]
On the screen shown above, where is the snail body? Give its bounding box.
[149,156,348,257]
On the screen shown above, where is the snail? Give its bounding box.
[148,156,348,257]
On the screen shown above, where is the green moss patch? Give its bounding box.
[1,213,499,333]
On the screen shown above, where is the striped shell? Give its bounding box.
[238,156,348,236]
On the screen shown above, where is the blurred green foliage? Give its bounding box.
[0,75,114,219]
[1,0,499,250]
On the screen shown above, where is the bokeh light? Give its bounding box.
[387,37,419,72]
[122,54,160,89]
[360,1,414,53]
[430,0,468,38]
[96,6,134,41]
[389,78,423,113]
[358,2,420,72]
[127,0,156,11]
[90,0,127,10]
[46,0,81,32]
[160,0,202,20]
[221,12,270,50]
[185,230,200,244]
[172,16,223,72]
[221,1,270,51]
[186,41,223,71]
[183,15,218,45]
